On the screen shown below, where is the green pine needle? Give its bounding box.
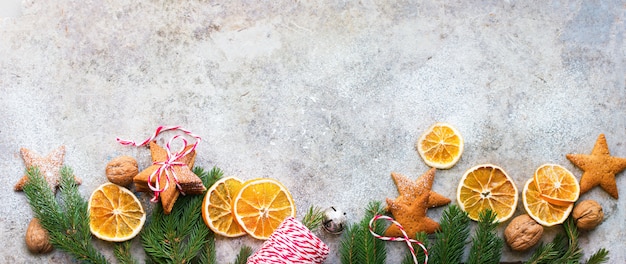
[114,241,138,264]
[467,209,503,264]
[553,217,583,263]
[525,216,610,264]
[429,204,471,264]
[340,201,386,264]
[141,166,221,264]
[22,166,108,264]
[301,206,324,231]
[231,245,253,264]
[401,232,429,264]
[524,242,559,264]
[586,248,609,264]
[196,231,217,264]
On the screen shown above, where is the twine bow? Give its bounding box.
[116,126,201,201]
[369,214,428,264]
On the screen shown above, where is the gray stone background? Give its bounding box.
[1,0,624,263]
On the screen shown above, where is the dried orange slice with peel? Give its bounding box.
[533,164,579,206]
[523,178,573,226]
[88,183,146,242]
[417,122,464,169]
[233,178,296,240]
[457,164,518,222]
[202,176,247,237]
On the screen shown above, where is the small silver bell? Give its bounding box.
[322,206,347,235]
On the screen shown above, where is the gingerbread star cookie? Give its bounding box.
[384,168,451,237]
[134,141,206,214]
[14,146,82,192]
[566,134,626,199]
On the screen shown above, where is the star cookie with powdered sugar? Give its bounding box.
[14,146,81,192]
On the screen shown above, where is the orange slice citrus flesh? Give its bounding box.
[457,164,518,222]
[201,176,247,237]
[233,178,296,240]
[88,183,146,242]
[416,122,464,169]
[533,164,579,206]
[523,178,573,226]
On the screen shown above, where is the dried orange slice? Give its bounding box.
[523,178,573,226]
[457,164,518,222]
[533,164,579,206]
[201,176,246,237]
[233,178,296,240]
[416,122,464,169]
[88,183,146,242]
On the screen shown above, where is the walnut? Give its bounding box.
[572,200,603,230]
[105,156,138,186]
[25,218,53,254]
[504,214,543,251]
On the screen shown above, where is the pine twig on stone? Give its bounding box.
[23,166,108,264]
[467,209,503,264]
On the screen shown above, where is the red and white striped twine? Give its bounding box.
[247,216,329,264]
[369,214,428,264]
[116,126,201,201]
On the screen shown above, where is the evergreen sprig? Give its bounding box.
[524,216,609,264]
[142,166,221,264]
[467,209,503,264]
[429,204,471,264]
[114,241,138,264]
[196,231,217,264]
[339,201,386,264]
[22,166,108,264]
[301,206,324,231]
[231,245,253,264]
[586,248,609,264]
[401,232,429,264]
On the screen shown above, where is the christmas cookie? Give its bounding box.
[566,134,626,199]
[134,141,206,214]
[14,146,81,192]
[384,168,450,237]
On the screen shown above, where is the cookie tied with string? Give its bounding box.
[134,141,205,214]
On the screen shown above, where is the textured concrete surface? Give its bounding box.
[1,1,625,263]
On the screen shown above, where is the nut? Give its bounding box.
[25,218,53,254]
[572,200,603,230]
[106,156,138,186]
[504,214,543,251]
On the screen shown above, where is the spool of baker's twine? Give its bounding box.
[247,216,329,264]
[369,214,428,264]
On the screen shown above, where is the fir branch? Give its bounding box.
[586,248,609,264]
[429,205,471,264]
[23,166,108,264]
[524,242,559,264]
[467,209,503,264]
[231,245,253,264]
[553,217,583,263]
[402,232,429,264]
[301,206,324,231]
[340,201,386,264]
[340,223,359,264]
[524,216,610,264]
[141,166,222,264]
[114,241,138,264]
[196,231,216,264]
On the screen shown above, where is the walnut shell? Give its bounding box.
[572,200,603,230]
[25,218,53,254]
[106,156,138,186]
[504,214,543,251]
